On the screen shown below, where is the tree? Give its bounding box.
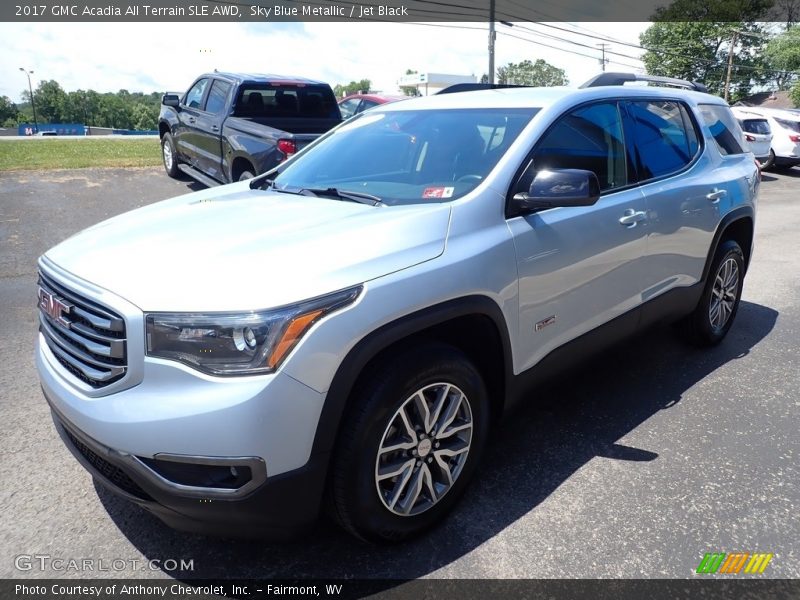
[640,22,770,101]
[0,95,19,125]
[791,81,800,106]
[400,69,421,97]
[26,80,68,123]
[333,79,372,98]
[131,103,158,130]
[764,26,800,89]
[495,59,568,86]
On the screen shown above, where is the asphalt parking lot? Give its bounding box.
[0,166,798,580]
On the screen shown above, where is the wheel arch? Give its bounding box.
[702,206,754,282]
[310,295,513,458]
[230,155,256,182]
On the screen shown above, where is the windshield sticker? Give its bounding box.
[422,186,454,199]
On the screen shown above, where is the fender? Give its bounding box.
[309,295,514,457]
[701,205,755,283]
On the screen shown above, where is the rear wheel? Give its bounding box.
[760,149,775,170]
[681,240,745,346]
[238,170,255,182]
[329,343,490,542]
[161,133,180,178]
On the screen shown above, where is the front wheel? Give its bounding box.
[329,343,490,543]
[681,240,745,346]
[161,133,180,178]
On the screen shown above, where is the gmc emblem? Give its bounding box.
[38,287,73,328]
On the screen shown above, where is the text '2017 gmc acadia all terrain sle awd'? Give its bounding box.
[37,74,758,542]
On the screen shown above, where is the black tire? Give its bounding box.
[681,240,745,347]
[760,149,775,171]
[329,343,490,543]
[238,170,255,181]
[161,133,180,178]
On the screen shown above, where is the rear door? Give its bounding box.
[508,101,649,371]
[630,100,754,299]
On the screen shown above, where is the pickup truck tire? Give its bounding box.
[682,239,744,346]
[238,170,255,182]
[329,342,489,543]
[161,133,180,178]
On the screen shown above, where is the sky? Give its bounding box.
[0,21,651,102]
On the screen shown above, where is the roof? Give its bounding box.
[369,84,726,112]
[200,72,329,86]
[734,90,796,111]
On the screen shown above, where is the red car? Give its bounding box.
[337,93,405,118]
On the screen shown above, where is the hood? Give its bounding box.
[44,182,451,311]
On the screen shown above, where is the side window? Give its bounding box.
[627,101,700,180]
[205,80,231,115]
[184,79,209,109]
[699,104,745,156]
[339,98,360,119]
[530,102,628,192]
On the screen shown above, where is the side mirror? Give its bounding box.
[162,93,181,107]
[512,169,601,213]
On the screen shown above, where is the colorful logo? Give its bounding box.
[696,552,774,574]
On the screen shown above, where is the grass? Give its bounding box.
[0,138,162,171]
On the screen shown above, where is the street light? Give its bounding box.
[19,67,38,134]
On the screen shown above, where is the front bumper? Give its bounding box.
[47,396,328,538]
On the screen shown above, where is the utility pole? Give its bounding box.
[723,30,739,103]
[488,0,496,84]
[19,67,38,134]
[597,43,610,72]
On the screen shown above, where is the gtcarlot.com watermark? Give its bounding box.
[14,554,194,573]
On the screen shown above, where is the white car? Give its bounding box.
[731,108,772,166]
[733,106,800,170]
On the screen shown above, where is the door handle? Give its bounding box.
[211,125,219,132]
[187,117,196,124]
[619,209,647,228]
[706,188,727,203]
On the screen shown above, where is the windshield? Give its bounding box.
[271,108,538,205]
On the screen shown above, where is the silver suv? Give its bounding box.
[36,74,758,542]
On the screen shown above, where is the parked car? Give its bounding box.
[731,107,773,167]
[338,93,404,118]
[732,106,800,170]
[37,73,758,542]
[158,72,342,186]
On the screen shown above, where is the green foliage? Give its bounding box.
[333,79,372,99]
[0,95,19,125]
[639,21,771,100]
[496,59,568,87]
[791,81,800,106]
[765,26,800,89]
[16,82,162,130]
[651,0,774,21]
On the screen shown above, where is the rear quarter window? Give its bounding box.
[699,104,745,156]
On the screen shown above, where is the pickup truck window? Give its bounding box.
[272,108,537,205]
[234,84,339,119]
[206,80,232,115]
[185,79,209,109]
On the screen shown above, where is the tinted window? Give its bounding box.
[533,102,628,192]
[234,84,340,119]
[273,108,537,205]
[699,104,745,155]
[628,101,700,180]
[184,79,209,109]
[205,80,231,115]
[740,119,770,135]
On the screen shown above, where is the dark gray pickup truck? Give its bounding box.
[158,72,342,186]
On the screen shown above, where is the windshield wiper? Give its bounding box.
[300,187,385,207]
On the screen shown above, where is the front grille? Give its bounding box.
[62,426,151,501]
[38,270,127,389]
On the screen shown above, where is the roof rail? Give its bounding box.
[580,72,708,93]
[437,83,529,95]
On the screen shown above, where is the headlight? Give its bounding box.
[145,286,361,375]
